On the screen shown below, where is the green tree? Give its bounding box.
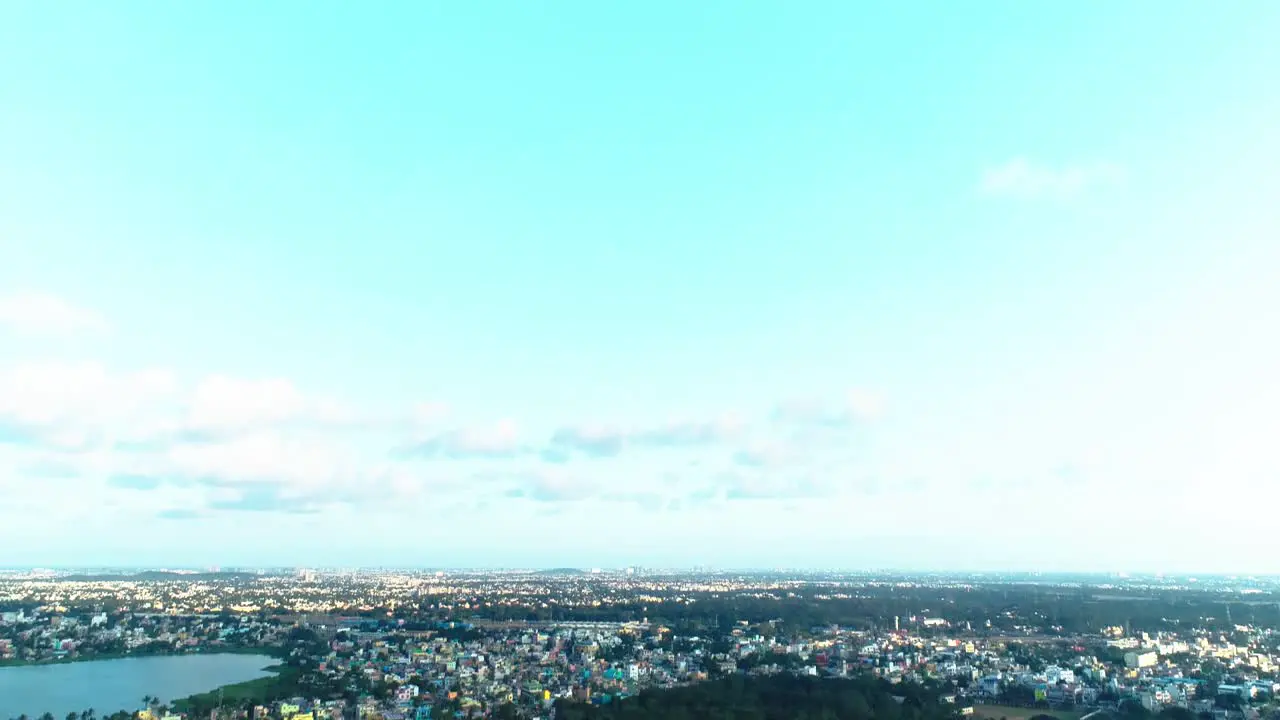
[1120,699,1151,719]
[1159,708,1197,720]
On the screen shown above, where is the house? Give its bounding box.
[1124,651,1158,669]
[1218,684,1255,700]
[978,675,1001,696]
[396,685,420,703]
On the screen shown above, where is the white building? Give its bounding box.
[1045,666,1075,684]
[1125,650,1158,669]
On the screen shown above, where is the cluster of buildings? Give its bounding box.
[0,569,784,620]
[0,607,284,664]
[287,620,707,719]
[894,626,1280,720]
[4,571,1280,720]
[173,617,1280,720]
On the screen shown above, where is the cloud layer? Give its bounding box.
[0,293,897,524]
[1,365,882,521]
[979,157,1125,199]
[0,292,110,336]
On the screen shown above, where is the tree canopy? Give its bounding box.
[554,673,961,720]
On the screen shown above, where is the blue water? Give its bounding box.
[0,654,277,719]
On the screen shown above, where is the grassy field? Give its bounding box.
[172,666,298,711]
[972,705,1084,720]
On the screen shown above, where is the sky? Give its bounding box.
[2,2,1279,572]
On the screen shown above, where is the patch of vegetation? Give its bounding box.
[555,673,961,720]
[972,705,1083,720]
[172,666,299,714]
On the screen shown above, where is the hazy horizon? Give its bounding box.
[3,563,1278,579]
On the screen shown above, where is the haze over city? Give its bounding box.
[3,2,1280,572]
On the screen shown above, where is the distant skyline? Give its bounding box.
[2,566,1276,582]
[2,3,1279,571]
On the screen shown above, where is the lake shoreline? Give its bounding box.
[171,664,294,713]
[0,653,284,719]
[0,645,284,669]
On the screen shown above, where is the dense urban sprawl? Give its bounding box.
[4,570,1280,720]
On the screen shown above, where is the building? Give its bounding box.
[978,675,1002,696]
[1124,651,1158,669]
[1218,685,1256,701]
[1045,666,1076,684]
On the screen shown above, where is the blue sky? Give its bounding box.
[2,3,1279,571]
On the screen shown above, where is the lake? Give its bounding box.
[0,653,278,719]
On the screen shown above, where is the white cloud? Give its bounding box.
[413,401,451,425]
[166,431,354,490]
[719,468,833,500]
[185,375,354,434]
[773,388,882,426]
[0,361,178,445]
[1,359,891,519]
[979,157,1125,199]
[408,418,525,459]
[516,465,591,502]
[845,388,884,421]
[0,443,124,514]
[547,413,746,458]
[0,362,362,461]
[452,418,520,453]
[0,292,110,335]
[732,440,796,468]
[634,414,747,446]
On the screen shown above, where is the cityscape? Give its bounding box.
[3,2,1276,720]
[4,569,1280,720]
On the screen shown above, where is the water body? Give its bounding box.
[0,653,277,719]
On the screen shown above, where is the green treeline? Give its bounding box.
[396,586,1280,635]
[554,674,960,720]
